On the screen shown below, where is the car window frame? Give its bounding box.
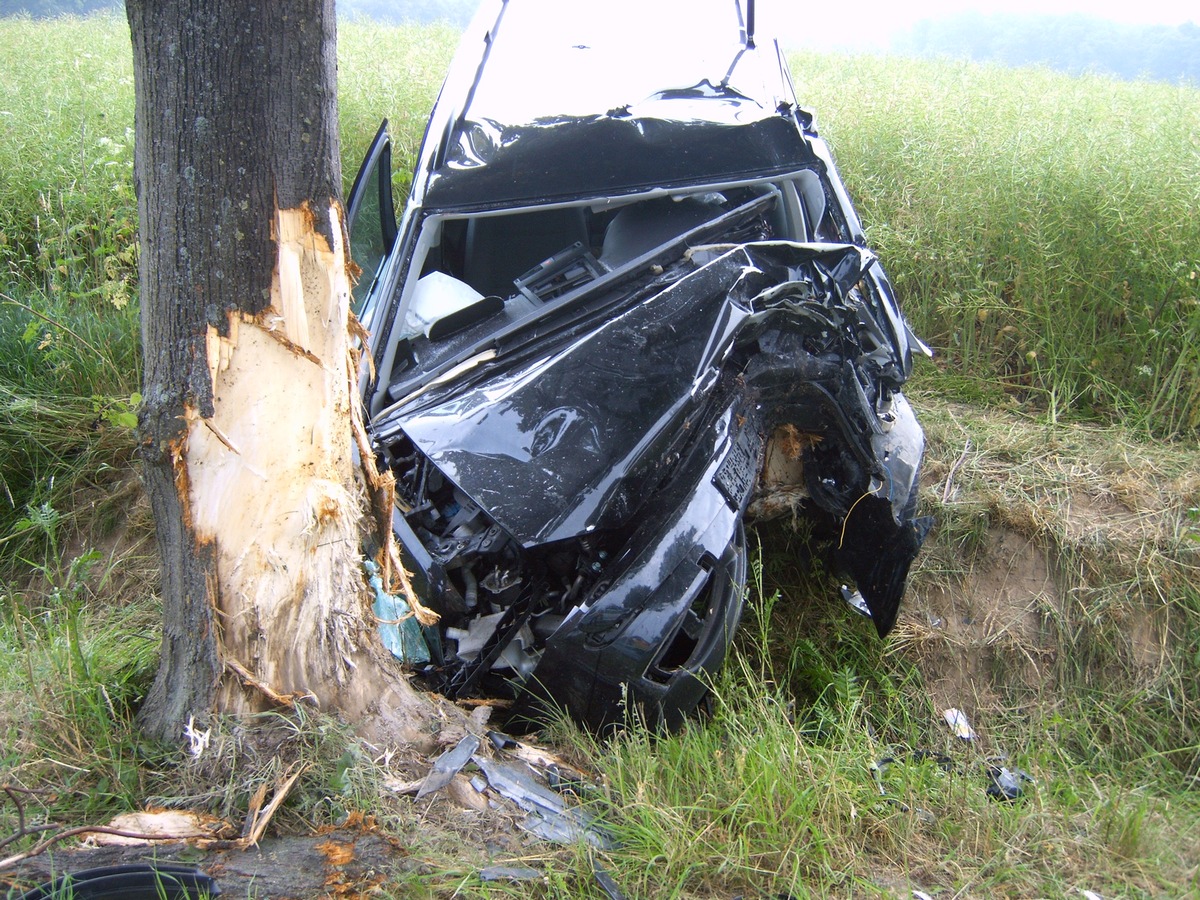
[346,119,398,319]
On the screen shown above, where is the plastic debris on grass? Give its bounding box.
[364,558,430,664]
[942,707,976,741]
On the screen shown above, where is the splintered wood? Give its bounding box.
[186,203,365,712]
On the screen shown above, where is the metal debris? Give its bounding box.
[986,765,1033,802]
[592,860,629,900]
[841,585,873,618]
[479,865,541,882]
[471,755,613,849]
[416,733,481,798]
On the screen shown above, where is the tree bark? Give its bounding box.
[128,0,433,745]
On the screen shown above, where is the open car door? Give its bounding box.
[346,120,397,321]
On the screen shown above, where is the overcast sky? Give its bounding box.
[757,0,1197,48]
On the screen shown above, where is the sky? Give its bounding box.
[755,0,1198,49]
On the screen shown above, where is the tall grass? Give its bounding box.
[0,14,140,551]
[338,20,461,191]
[1,17,1198,897]
[0,17,136,301]
[791,53,1200,436]
[1,572,160,819]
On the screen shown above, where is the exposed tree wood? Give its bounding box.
[126,0,437,746]
[224,658,318,709]
[240,766,306,848]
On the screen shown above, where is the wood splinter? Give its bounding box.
[224,659,319,709]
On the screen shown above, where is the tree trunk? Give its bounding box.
[128,0,433,745]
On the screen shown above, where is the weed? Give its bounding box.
[1,17,1199,899]
[790,52,1200,436]
[1,560,158,833]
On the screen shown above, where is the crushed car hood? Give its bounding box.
[397,244,754,545]
[419,1,817,209]
[382,240,924,635]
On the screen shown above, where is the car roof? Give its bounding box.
[414,0,820,211]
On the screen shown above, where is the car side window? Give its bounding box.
[346,120,398,316]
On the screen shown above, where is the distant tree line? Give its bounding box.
[0,0,480,25]
[895,12,1200,85]
[8,1,1195,86]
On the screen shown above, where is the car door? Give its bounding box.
[346,120,397,327]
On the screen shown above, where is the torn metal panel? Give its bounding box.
[479,866,541,882]
[593,862,630,900]
[472,755,614,849]
[415,733,481,798]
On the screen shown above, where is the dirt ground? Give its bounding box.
[1,714,595,899]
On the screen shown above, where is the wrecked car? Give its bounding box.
[346,0,931,730]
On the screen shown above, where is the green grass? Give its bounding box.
[546,494,1200,897]
[338,20,461,192]
[1,548,160,821]
[1,15,1199,899]
[0,14,140,552]
[790,52,1200,436]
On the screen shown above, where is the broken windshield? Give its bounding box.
[375,187,785,413]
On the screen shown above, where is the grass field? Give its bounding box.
[1,14,1198,899]
[790,53,1200,438]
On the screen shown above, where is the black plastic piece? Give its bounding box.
[13,864,220,900]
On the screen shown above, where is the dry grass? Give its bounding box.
[899,393,1200,790]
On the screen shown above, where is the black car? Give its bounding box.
[346,0,931,730]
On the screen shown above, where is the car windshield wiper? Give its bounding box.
[512,241,608,303]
